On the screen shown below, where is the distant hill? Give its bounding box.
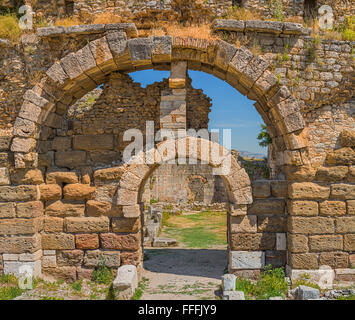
[238,150,267,160]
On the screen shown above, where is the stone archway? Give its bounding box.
[116,136,253,273]
[7,30,308,280]
[11,33,307,169]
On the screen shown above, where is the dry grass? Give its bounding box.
[0,13,22,42]
[92,12,124,24]
[150,22,218,41]
[54,17,83,28]
[222,7,261,21]
[284,16,303,24]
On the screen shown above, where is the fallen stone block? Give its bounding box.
[152,238,177,247]
[222,274,236,291]
[296,285,320,300]
[113,265,138,300]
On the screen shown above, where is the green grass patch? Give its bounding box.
[131,277,149,300]
[70,279,83,292]
[0,274,18,285]
[0,286,23,300]
[92,265,114,285]
[291,279,321,291]
[337,295,355,300]
[234,265,288,300]
[162,210,227,249]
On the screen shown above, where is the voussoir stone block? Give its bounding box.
[230,251,265,269]
[151,36,172,63]
[127,37,152,67]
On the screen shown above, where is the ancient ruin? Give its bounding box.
[0,0,354,297]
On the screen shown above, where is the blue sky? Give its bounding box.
[130,69,267,155]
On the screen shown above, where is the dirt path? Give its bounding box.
[141,248,227,300]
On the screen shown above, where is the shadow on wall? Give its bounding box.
[144,248,227,280]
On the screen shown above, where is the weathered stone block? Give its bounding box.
[289,253,319,269]
[340,129,355,147]
[326,147,355,166]
[42,233,75,250]
[222,274,236,291]
[287,234,308,253]
[75,234,99,250]
[0,185,38,202]
[84,250,120,268]
[45,200,85,217]
[65,216,109,233]
[0,217,42,235]
[151,36,172,63]
[55,151,87,168]
[230,215,257,233]
[330,183,355,200]
[288,217,334,234]
[316,166,348,182]
[11,169,44,185]
[288,183,330,200]
[257,216,287,232]
[230,233,275,251]
[57,249,84,267]
[265,250,286,268]
[46,170,79,185]
[296,285,320,300]
[52,137,71,151]
[309,235,343,252]
[252,180,270,198]
[17,201,43,218]
[116,188,137,206]
[42,255,56,268]
[248,199,285,215]
[113,265,138,300]
[287,200,319,216]
[89,36,116,74]
[63,183,96,200]
[73,135,114,151]
[39,184,62,201]
[270,180,288,198]
[0,234,41,253]
[11,137,36,153]
[127,38,152,67]
[276,233,287,251]
[348,200,355,215]
[44,217,63,233]
[122,205,140,218]
[112,217,141,233]
[319,252,349,268]
[4,260,41,278]
[336,217,355,234]
[0,202,16,218]
[230,251,265,269]
[100,233,140,251]
[93,167,124,184]
[319,201,346,216]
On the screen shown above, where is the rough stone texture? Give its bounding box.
[113,265,138,300]
[0,2,354,279]
[230,251,265,270]
[296,285,320,300]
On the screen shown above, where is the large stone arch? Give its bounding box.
[11,32,307,169]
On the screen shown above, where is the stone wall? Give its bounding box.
[0,19,353,281]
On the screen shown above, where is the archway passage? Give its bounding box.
[117,137,252,299]
[7,30,302,284]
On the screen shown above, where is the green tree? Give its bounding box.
[257,124,272,147]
